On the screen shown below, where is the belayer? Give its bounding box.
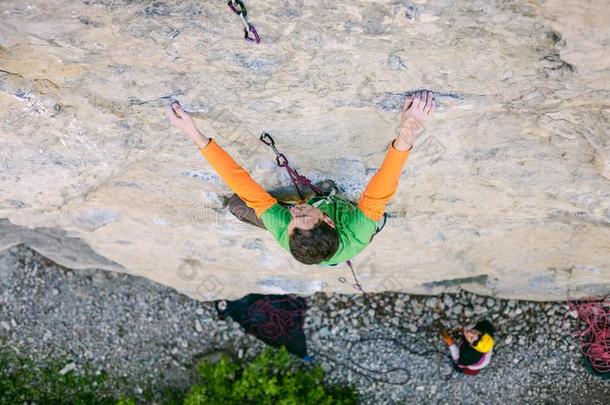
[442,319,496,375]
[166,91,436,265]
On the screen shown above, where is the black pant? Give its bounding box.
[227,194,268,229]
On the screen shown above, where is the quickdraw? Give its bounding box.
[260,132,368,295]
[227,0,261,44]
[260,132,325,201]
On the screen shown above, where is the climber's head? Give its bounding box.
[287,203,339,265]
[464,320,495,353]
[463,328,481,344]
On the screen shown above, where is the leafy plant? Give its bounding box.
[0,344,115,405]
[0,343,357,405]
[184,348,358,405]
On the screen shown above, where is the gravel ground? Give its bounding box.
[1,245,608,403]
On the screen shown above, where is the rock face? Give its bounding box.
[0,0,608,300]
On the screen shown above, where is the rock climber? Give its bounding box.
[442,319,496,375]
[166,91,436,265]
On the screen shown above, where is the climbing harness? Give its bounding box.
[260,132,371,294]
[227,0,261,43]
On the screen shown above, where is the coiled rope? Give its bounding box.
[567,297,610,373]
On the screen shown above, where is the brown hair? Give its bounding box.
[288,220,339,264]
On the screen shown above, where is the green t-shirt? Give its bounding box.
[259,195,378,265]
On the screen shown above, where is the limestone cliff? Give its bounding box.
[1,0,608,300]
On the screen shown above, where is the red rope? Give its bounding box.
[567,297,610,373]
[346,260,369,295]
[245,297,305,343]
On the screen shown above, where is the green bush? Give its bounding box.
[184,348,358,405]
[0,343,357,405]
[0,344,115,405]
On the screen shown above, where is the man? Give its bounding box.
[442,320,496,375]
[166,91,436,265]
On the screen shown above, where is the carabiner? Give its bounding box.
[260,132,275,146]
[245,24,261,44]
[228,0,247,17]
[276,153,289,167]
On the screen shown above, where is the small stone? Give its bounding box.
[408,324,417,333]
[505,335,513,345]
[195,308,204,315]
[318,327,330,338]
[412,301,424,316]
[52,288,59,296]
[59,362,76,375]
[388,54,407,70]
[443,295,454,308]
[195,320,203,333]
[0,321,10,331]
[426,297,439,308]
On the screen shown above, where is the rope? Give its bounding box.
[227,0,261,43]
[566,297,610,373]
[342,260,368,295]
[243,296,306,347]
[309,332,452,385]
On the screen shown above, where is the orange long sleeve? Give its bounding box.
[358,142,411,221]
[199,139,277,217]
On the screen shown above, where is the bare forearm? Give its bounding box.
[392,134,413,152]
[189,129,211,149]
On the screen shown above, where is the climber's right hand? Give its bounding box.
[166,102,210,148]
[398,91,435,139]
